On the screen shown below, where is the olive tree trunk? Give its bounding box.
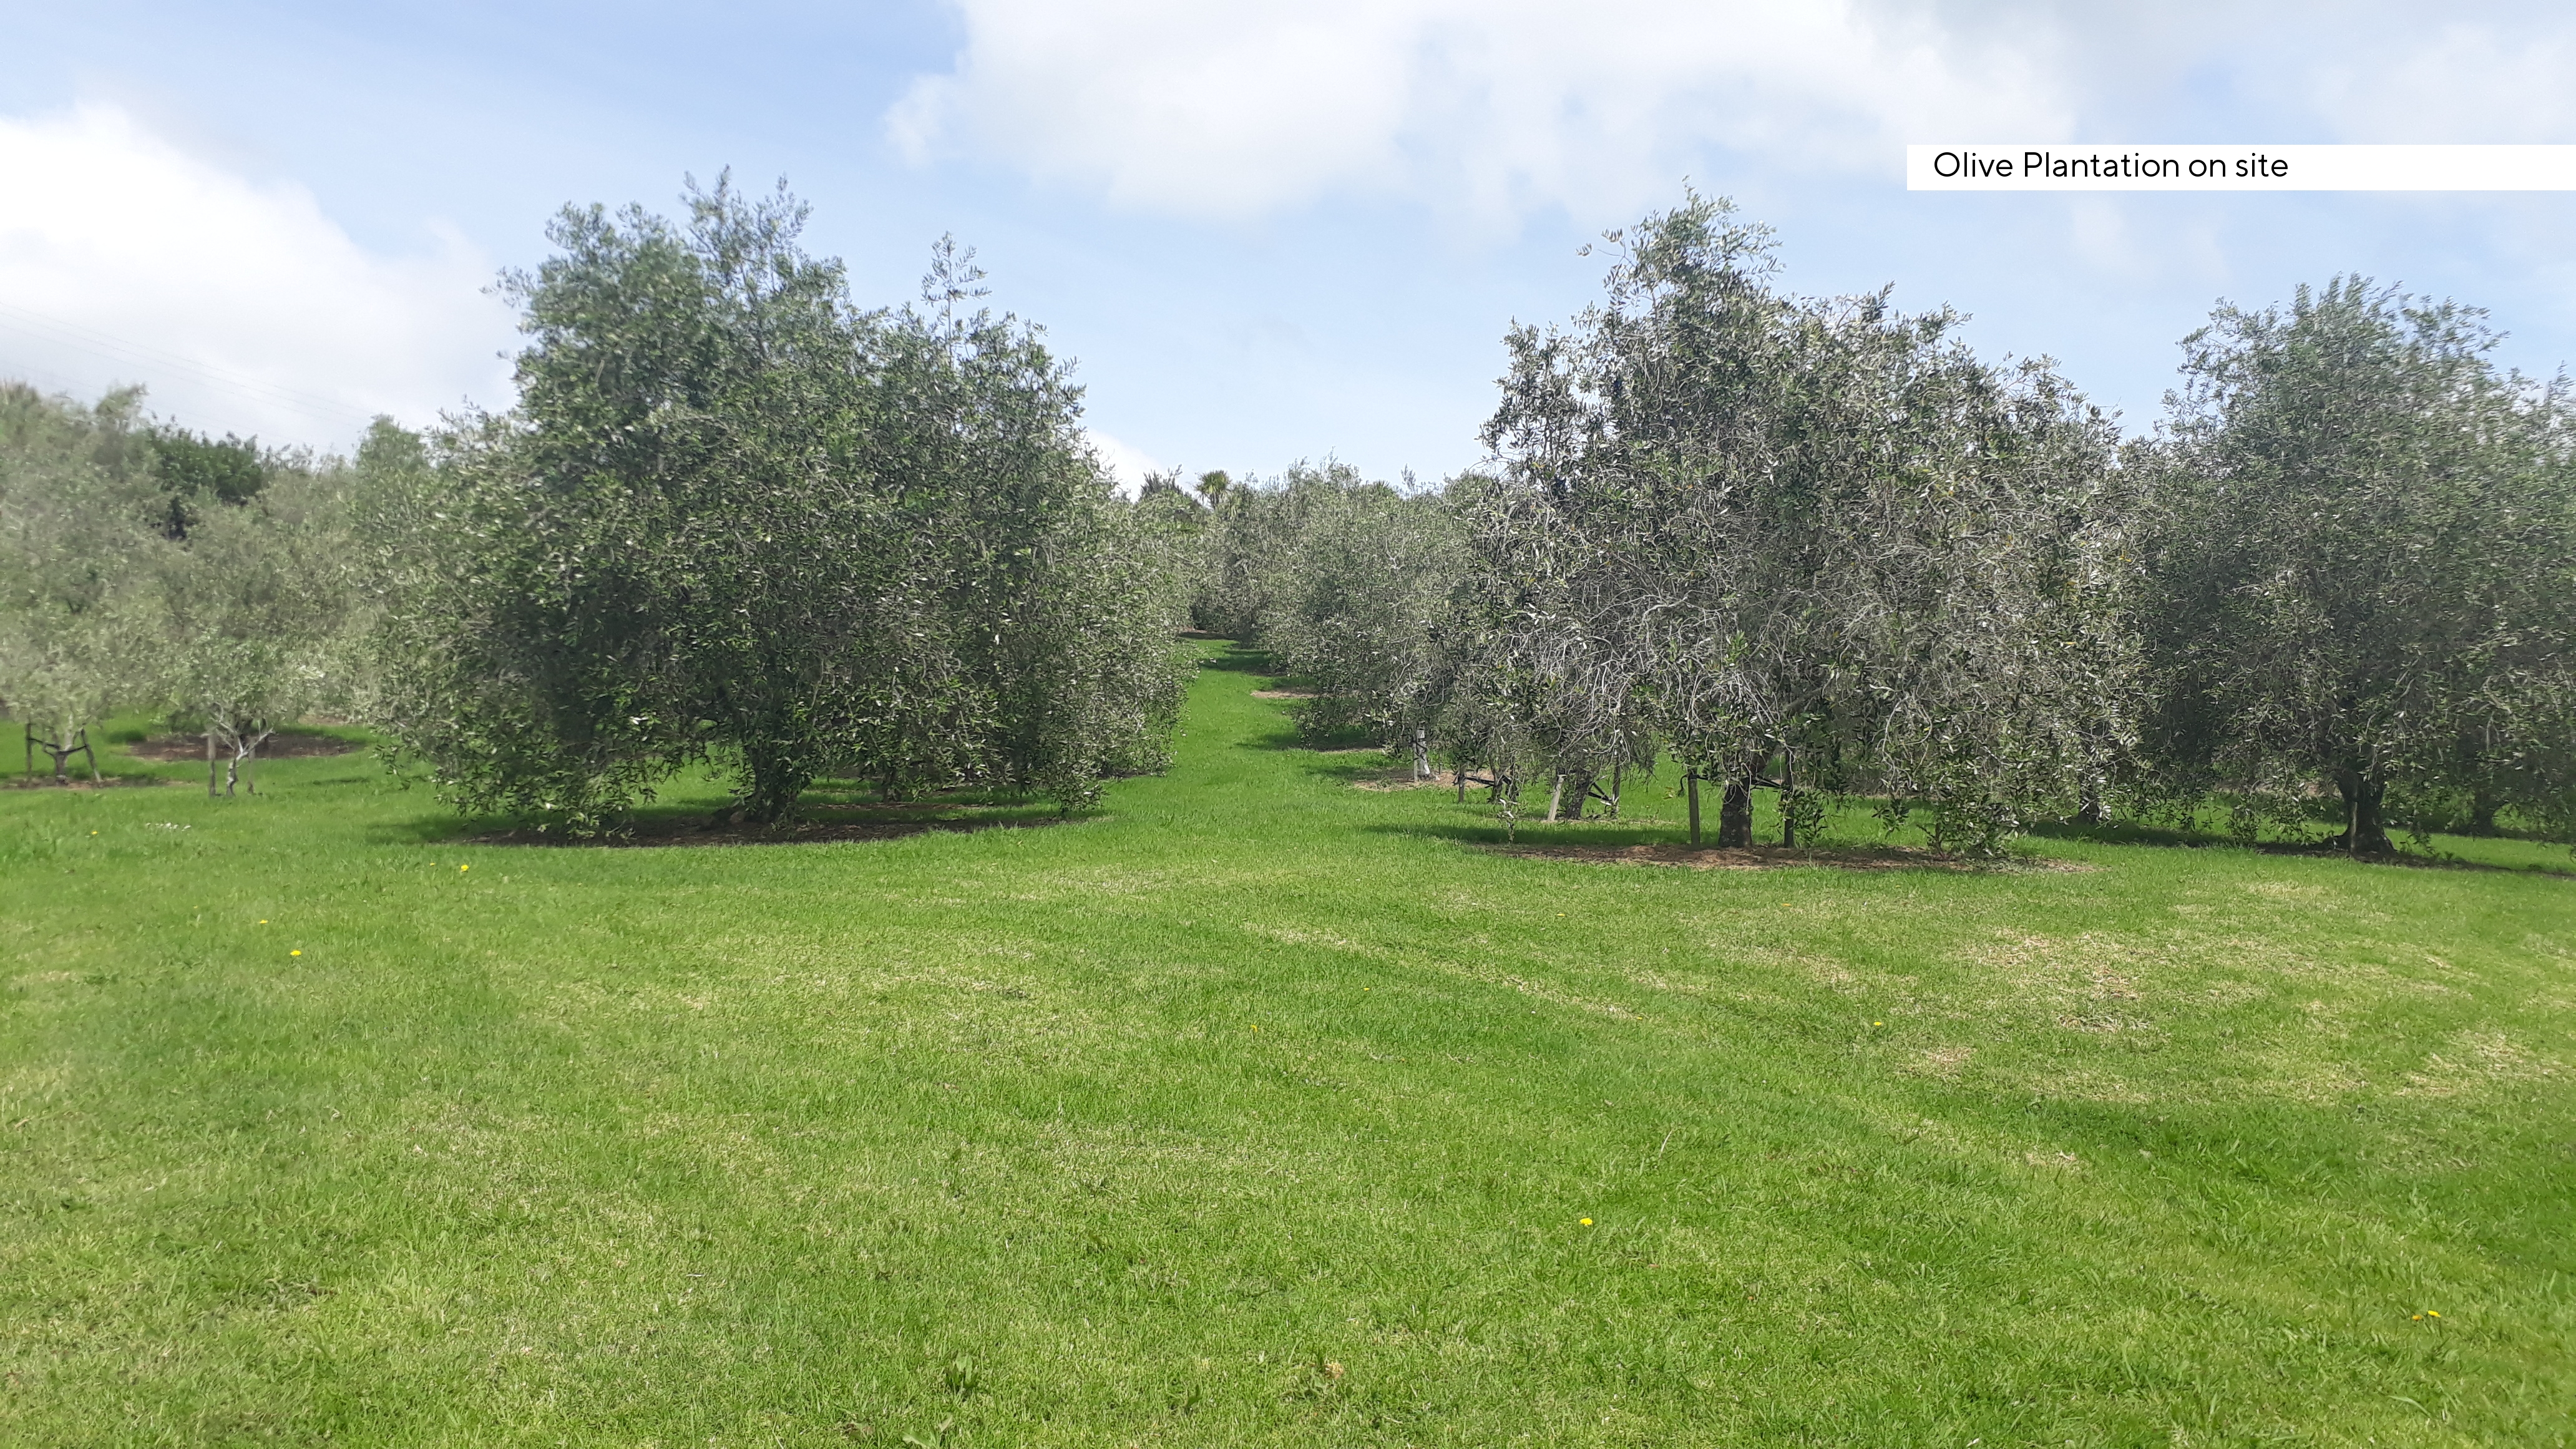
[2333,766,2393,854]
[1717,776,1753,847]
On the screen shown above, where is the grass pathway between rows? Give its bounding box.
[4,645,2574,1447]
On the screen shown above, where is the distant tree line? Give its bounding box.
[4,183,2570,852]
[0,384,366,793]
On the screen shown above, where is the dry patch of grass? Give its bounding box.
[2399,1028,2564,1098]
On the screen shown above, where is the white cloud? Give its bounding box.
[1085,428,1166,494]
[2304,21,2576,142]
[887,0,2072,222]
[890,2,2576,227]
[0,104,515,449]
[2063,197,2228,290]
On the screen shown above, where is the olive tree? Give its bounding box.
[1443,467,1652,822]
[2139,278,2576,851]
[1191,468,1322,640]
[149,456,361,796]
[1481,193,2137,851]
[1252,467,1468,749]
[0,384,161,779]
[376,178,1187,831]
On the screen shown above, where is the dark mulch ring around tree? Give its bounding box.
[4,774,177,789]
[1483,841,2097,873]
[467,809,1071,849]
[125,730,360,762]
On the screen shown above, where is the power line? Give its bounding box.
[0,298,373,416]
[0,298,394,440]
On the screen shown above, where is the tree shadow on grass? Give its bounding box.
[387,792,1091,849]
[1299,749,1406,783]
[1357,820,2070,873]
[1234,687,1383,754]
[1240,721,1378,754]
[2026,819,2576,877]
[1195,645,1275,673]
[1229,698,1365,754]
[4,774,177,791]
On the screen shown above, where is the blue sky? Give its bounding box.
[4,1,2575,484]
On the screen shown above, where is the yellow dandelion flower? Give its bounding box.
[290,949,303,957]
[2427,1310,2440,1317]
[460,864,470,872]
[1872,1021,1883,1027]
[1579,1217,1593,1226]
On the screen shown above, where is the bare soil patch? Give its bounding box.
[1250,688,1317,700]
[4,774,175,790]
[1483,841,2095,873]
[1352,764,1465,791]
[126,730,359,762]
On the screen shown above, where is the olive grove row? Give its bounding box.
[1184,196,2576,852]
[1,180,1191,827]
[5,183,2572,850]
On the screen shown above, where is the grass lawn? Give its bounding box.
[4,645,2573,1447]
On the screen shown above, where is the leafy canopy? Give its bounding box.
[376,177,1188,831]
[2140,277,2576,849]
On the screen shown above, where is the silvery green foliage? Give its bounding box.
[2139,279,2576,850]
[1480,193,2138,852]
[1241,464,1470,748]
[1192,457,1628,813]
[1190,467,1331,641]
[146,452,363,784]
[374,178,1188,831]
[2,385,366,783]
[339,421,444,727]
[1440,467,1652,818]
[0,384,161,771]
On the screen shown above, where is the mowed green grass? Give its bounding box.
[4,648,2573,1448]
